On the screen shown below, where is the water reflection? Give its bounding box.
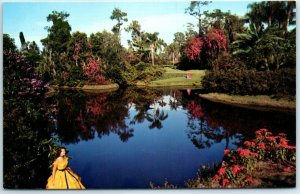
[4,86,295,189]
[50,88,295,147]
[46,88,295,188]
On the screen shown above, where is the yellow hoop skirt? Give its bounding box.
[46,157,85,189]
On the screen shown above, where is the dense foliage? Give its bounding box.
[201,68,296,97]
[3,35,59,188]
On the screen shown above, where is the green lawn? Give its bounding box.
[149,67,207,87]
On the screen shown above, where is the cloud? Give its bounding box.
[131,13,197,44]
[74,19,114,35]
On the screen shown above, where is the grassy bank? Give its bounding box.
[149,67,207,87]
[199,93,296,112]
[52,83,119,93]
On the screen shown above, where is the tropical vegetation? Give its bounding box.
[3,0,296,189]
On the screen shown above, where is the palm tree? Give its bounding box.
[166,43,179,66]
[246,2,265,31]
[232,21,284,70]
[246,1,296,32]
[284,1,296,32]
[144,32,166,65]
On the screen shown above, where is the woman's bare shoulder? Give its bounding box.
[55,157,64,162]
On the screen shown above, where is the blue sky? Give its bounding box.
[3,0,255,49]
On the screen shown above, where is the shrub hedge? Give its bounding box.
[201,68,295,97]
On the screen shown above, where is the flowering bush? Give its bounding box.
[4,50,48,99]
[183,36,204,61]
[205,29,228,58]
[245,128,296,161]
[180,29,228,69]
[212,128,296,188]
[83,59,108,85]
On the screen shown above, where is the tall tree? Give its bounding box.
[67,31,89,67]
[246,2,265,31]
[284,1,296,32]
[232,22,284,70]
[246,1,296,32]
[19,32,27,51]
[126,21,166,64]
[173,32,186,47]
[41,11,72,79]
[110,8,128,38]
[41,11,72,54]
[3,34,17,52]
[185,1,211,38]
[89,30,124,66]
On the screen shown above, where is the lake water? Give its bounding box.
[48,87,295,189]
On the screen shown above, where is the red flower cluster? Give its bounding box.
[205,29,228,57]
[183,36,203,61]
[237,148,258,157]
[230,165,245,175]
[211,128,295,188]
[213,163,247,187]
[83,59,107,85]
[249,128,296,160]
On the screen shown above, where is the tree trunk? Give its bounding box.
[285,10,291,32]
[172,52,175,66]
[150,44,155,66]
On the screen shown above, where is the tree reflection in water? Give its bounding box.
[49,88,172,143]
[49,88,295,149]
[183,92,295,150]
[184,99,240,149]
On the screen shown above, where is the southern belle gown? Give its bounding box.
[46,157,85,189]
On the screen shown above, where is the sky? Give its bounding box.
[3,0,255,49]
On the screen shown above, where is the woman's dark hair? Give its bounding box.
[55,147,69,158]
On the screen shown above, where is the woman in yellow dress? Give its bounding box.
[46,147,85,189]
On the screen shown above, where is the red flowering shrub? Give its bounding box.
[246,128,296,161]
[181,29,228,69]
[211,128,295,188]
[205,29,228,57]
[83,59,108,85]
[183,36,204,61]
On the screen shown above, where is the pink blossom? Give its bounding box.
[224,149,230,155]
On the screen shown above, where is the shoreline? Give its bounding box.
[49,84,295,113]
[199,93,296,113]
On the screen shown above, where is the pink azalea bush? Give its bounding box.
[83,59,108,85]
